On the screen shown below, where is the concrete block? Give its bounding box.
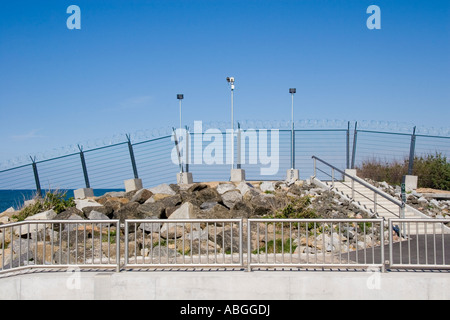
[124,179,143,192]
[286,169,299,181]
[74,188,94,199]
[403,175,418,192]
[230,169,245,182]
[344,169,357,182]
[177,172,193,185]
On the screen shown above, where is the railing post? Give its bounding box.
[247,219,252,272]
[374,192,377,215]
[126,134,139,179]
[313,157,317,177]
[408,126,416,175]
[351,122,358,169]
[78,145,91,189]
[30,156,42,198]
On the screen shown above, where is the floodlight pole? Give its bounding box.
[290,88,296,169]
[227,77,235,170]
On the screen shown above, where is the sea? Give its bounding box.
[0,189,124,213]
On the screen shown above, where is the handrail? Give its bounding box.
[312,156,404,209]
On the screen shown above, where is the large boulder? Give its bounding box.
[216,183,236,195]
[113,202,142,222]
[148,184,176,196]
[130,189,153,204]
[221,190,243,209]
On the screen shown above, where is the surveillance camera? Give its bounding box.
[226,77,235,83]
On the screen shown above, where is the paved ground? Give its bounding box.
[348,234,450,267]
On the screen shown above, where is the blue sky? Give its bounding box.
[0,0,449,166]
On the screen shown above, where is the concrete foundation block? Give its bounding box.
[177,172,193,185]
[73,188,94,199]
[124,179,143,192]
[344,169,357,182]
[286,169,299,181]
[403,175,418,192]
[230,169,245,182]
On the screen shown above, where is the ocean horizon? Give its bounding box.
[0,189,125,213]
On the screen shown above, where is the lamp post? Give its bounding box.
[287,88,299,182]
[226,77,245,182]
[175,93,193,184]
[226,77,235,169]
[289,88,296,169]
[177,94,184,134]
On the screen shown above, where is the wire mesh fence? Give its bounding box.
[0,121,449,212]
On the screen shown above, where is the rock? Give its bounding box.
[150,245,179,258]
[54,207,85,220]
[26,209,57,221]
[260,181,275,193]
[138,194,182,219]
[148,184,176,196]
[113,202,142,222]
[200,201,219,210]
[221,190,243,209]
[138,217,162,233]
[197,204,232,219]
[236,182,252,196]
[104,191,126,198]
[88,210,110,220]
[160,203,196,238]
[75,199,103,211]
[216,183,236,195]
[130,189,153,204]
[167,202,195,220]
[208,225,240,253]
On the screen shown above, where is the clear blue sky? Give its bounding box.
[0,0,449,165]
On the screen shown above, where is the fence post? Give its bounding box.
[408,126,416,175]
[185,126,190,173]
[351,122,358,169]
[237,123,241,170]
[346,121,350,169]
[30,156,42,198]
[126,134,139,179]
[78,145,91,189]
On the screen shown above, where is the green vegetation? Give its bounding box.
[13,190,75,221]
[357,152,450,191]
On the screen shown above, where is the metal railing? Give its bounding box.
[1,218,450,274]
[247,218,385,271]
[312,156,405,218]
[389,219,450,269]
[0,220,120,274]
[123,219,244,268]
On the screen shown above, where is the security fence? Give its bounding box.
[0,121,449,212]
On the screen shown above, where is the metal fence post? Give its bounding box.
[237,123,241,169]
[408,126,416,175]
[346,121,350,169]
[351,121,358,169]
[126,134,139,179]
[173,128,183,173]
[78,145,91,189]
[185,126,190,173]
[30,156,42,197]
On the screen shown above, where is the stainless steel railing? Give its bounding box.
[123,219,243,268]
[247,218,385,271]
[389,218,450,269]
[0,220,120,273]
[1,218,450,274]
[312,156,405,218]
